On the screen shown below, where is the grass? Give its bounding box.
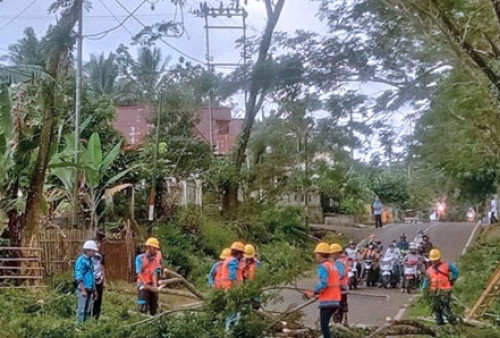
[406,224,500,336]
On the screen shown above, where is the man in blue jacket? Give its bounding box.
[74,240,98,323]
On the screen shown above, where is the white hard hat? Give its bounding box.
[83,240,98,251]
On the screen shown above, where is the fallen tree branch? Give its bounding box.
[164,268,205,299]
[369,319,436,337]
[265,297,318,332]
[262,286,390,299]
[158,277,183,287]
[127,306,204,328]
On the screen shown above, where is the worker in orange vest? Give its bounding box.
[331,243,349,324]
[219,241,245,290]
[208,248,230,289]
[303,243,343,338]
[242,244,261,281]
[422,248,459,325]
[135,237,162,315]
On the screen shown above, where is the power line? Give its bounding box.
[0,0,38,34]
[113,0,205,65]
[96,0,135,37]
[85,0,148,40]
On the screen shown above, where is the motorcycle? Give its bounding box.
[347,257,358,290]
[363,259,378,287]
[467,211,475,223]
[380,258,398,288]
[403,260,419,293]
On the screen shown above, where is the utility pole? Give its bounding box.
[196,2,248,152]
[148,94,163,221]
[73,0,83,225]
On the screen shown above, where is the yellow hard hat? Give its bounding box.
[244,244,256,258]
[429,248,441,261]
[330,243,342,254]
[219,248,231,260]
[145,237,160,249]
[230,241,245,252]
[314,242,331,254]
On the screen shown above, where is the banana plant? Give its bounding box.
[50,132,133,229]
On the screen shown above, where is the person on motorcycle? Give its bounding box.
[401,243,424,291]
[345,240,357,261]
[466,207,475,222]
[396,233,409,251]
[422,249,459,325]
[421,234,433,256]
[491,196,498,224]
[368,234,378,247]
[379,242,400,287]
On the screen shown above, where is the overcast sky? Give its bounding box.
[0,0,409,162]
[0,0,324,65]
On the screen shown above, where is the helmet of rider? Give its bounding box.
[348,239,355,246]
[422,234,429,239]
[388,242,395,247]
[400,233,406,238]
[409,243,417,252]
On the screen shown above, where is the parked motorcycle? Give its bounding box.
[403,260,419,293]
[363,259,378,287]
[380,258,399,288]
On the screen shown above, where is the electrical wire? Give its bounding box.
[113,0,205,65]
[84,0,148,40]
[0,0,38,34]
[97,0,135,37]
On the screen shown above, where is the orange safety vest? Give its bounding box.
[427,262,452,291]
[212,261,224,289]
[318,261,341,303]
[219,256,244,290]
[137,254,160,285]
[337,256,349,289]
[243,259,260,281]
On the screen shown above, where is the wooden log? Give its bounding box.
[0,275,43,279]
[0,247,42,251]
[163,268,205,299]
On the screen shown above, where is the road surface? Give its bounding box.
[271,222,477,327]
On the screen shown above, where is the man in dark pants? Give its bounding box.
[92,241,105,320]
[135,237,161,315]
[422,249,459,325]
[372,197,383,228]
[303,243,343,338]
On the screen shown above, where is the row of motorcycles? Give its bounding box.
[346,239,430,293]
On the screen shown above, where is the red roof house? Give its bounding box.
[113,105,243,155]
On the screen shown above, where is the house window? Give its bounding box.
[216,120,229,135]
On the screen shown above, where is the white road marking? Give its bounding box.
[394,306,407,320]
[461,221,482,255]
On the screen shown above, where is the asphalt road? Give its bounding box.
[270,222,477,328]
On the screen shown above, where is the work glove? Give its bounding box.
[302,290,314,300]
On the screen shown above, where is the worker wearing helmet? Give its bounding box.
[219,241,245,290]
[331,243,348,325]
[208,248,230,289]
[422,248,459,325]
[242,244,261,281]
[135,237,161,315]
[74,240,98,323]
[303,243,342,338]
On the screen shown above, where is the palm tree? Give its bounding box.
[115,47,169,104]
[0,27,44,67]
[84,52,118,96]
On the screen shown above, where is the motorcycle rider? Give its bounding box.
[396,233,409,251]
[345,240,357,260]
[422,249,459,326]
[466,207,475,222]
[379,242,400,287]
[421,234,433,256]
[401,243,424,291]
[491,196,498,224]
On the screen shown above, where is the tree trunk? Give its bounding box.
[7,178,21,247]
[21,0,82,251]
[491,0,500,29]
[227,0,286,210]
